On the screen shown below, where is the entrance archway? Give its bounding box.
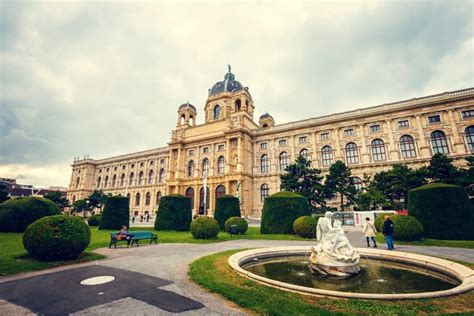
[185,187,195,210]
[199,186,210,215]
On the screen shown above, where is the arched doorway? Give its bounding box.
[199,186,210,215]
[215,185,226,199]
[185,187,195,210]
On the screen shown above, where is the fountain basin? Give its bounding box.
[228,246,474,300]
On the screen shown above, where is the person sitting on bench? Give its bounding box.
[118,225,133,247]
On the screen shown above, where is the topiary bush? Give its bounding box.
[99,196,129,230]
[190,217,219,239]
[23,215,91,261]
[0,196,61,232]
[261,191,310,234]
[293,216,317,238]
[409,183,474,240]
[389,215,424,241]
[214,195,241,230]
[87,215,101,227]
[154,195,192,231]
[224,217,248,234]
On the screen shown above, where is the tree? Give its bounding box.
[457,156,474,197]
[427,153,459,184]
[43,191,70,211]
[355,187,387,211]
[0,184,10,203]
[72,199,88,219]
[325,161,357,211]
[87,190,107,214]
[280,156,327,210]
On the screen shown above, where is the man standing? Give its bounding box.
[382,215,395,250]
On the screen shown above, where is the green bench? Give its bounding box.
[109,231,158,248]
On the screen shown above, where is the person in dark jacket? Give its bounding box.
[382,215,395,250]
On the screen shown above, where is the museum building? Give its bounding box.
[67,68,474,217]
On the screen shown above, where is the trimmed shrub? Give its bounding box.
[261,191,310,234]
[224,217,248,234]
[154,195,192,231]
[214,195,241,230]
[0,196,60,232]
[23,215,91,261]
[390,215,424,241]
[408,183,474,240]
[191,217,219,239]
[99,196,129,230]
[87,215,101,227]
[293,216,317,238]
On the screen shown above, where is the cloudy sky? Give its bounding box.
[0,1,472,188]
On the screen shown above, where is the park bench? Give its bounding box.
[109,231,158,248]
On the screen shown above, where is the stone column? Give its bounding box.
[447,109,466,154]
[415,114,431,157]
[225,139,231,173]
[385,119,398,160]
[358,124,370,164]
[237,136,243,172]
[333,128,342,160]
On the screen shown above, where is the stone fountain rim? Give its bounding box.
[228,246,474,300]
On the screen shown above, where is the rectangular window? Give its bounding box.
[260,142,268,150]
[462,110,474,118]
[344,129,354,137]
[298,136,307,144]
[188,149,194,156]
[217,144,225,151]
[139,162,143,167]
[428,115,441,123]
[160,159,165,164]
[114,166,117,171]
[320,132,329,140]
[279,139,287,147]
[149,161,154,166]
[398,120,409,128]
[369,124,381,133]
[202,147,209,153]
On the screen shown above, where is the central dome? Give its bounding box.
[209,65,248,96]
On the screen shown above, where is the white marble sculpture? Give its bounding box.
[309,211,360,277]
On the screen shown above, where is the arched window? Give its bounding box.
[126,193,130,201]
[129,172,134,185]
[185,187,194,208]
[148,170,154,184]
[235,99,241,111]
[217,156,225,174]
[120,174,125,186]
[215,185,226,199]
[145,192,151,206]
[97,176,101,188]
[104,176,109,188]
[156,191,161,206]
[321,146,334,167]
[400,135,417,158]
[138,171,144,185]
[202,158,209,176]
[111,175,116,187]
[299,148,309,160]
[430,131,449,154]
[260,154,269,173]
[371,139,386,161]
[72,195,76,204]
[213,105,221,120]
[159,168,165,183]
[260,183,269,202]
[188,160,194,177]
[76,177,80,188]
[345,143,359,164]
[135,193,140,206]
[279,152,289,171]
[466,126,474,153]
[350,177,363,191]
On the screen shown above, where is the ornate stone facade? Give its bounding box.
[67,68,474,217]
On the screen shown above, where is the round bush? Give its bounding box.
[214,195,241,230]
[293,216,317,238]
[261,191,310,234]
[87,215,101,227]
[23,215,91,261]
[190,217,219,239]
[0,197,61,232]
[99,196,130,230]
[409,183,474,240]
[155,195,192,231]
[224,217,248,234]
[390,215,424,241]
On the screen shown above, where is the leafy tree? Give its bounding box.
[355,184,387,211]
[280,156,327,210]
[0,184,10,203]
[87,190,108,213]
[325,161,357,211]
[427,153,459,184]
[72,199,88,219]
[43,191,70,211]
[457,156,474,197]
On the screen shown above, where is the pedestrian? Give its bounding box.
[132,216,135,223]
[362,217,377,248]
[382,215,395,250]
[146,213,150,222]
[140,215,143,222]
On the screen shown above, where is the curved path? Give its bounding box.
[1,236,473,315]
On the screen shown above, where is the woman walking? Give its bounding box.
[362,217,377,248]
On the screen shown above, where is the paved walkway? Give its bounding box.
[1,230,473,315]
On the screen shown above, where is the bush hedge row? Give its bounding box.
[99,196,129,230]
[214,195,240,230]
[293,216,316,238]
[154,195,192,231]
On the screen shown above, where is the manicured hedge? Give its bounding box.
[409,183,474,240]
[191,217,219,239]
[154,195,192,231]
[224,217,248,234]
[293,216,317,238]
[23,215,91,261]
[99,196,130,230]
[87,215,101,227]
[261,191,310,234]
[375,214,423,241]
[214,195,241,230]
[0,196,61,232]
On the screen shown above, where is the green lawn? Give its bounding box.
[189,250,474,315]
[375,233,474,249]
